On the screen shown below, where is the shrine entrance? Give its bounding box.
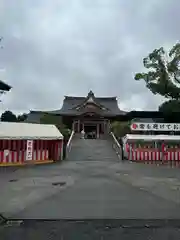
[84,124,97,139]
[84,124,97,133]
[72,118,110,138]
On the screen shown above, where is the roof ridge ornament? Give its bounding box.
[88,90,94,97]
[86,96,94,103]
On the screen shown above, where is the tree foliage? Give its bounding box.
[40,113,59,125]
[1,111,17,122]
[135,43,180,99]
[0,111,28,122]
[40,113,71,140]
[111,121,131,137]
[159,100,180,113]
[158,100,180,123]
[17,113,28,122]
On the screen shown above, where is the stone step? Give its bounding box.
[68,138,119,162]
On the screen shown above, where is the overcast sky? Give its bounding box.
[0,0,179,114]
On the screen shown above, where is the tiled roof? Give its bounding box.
[26,91,127,123]
[131,118,165,123]
[49,95,126,116]
[25,111,43,123]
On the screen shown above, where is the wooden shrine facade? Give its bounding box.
[26,91,173,137]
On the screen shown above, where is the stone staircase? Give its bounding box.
[67,134,120,161]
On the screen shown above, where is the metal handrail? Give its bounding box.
[66,130,75,159]
[110,131,122,160]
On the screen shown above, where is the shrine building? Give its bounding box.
[26,90,170,137]
[26,91,127,137]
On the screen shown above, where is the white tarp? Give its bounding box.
[0,122,63,140]
[124,134,180,141]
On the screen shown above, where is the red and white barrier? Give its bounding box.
[123,134,180,167]
[163,150,180,161]
[129,149,162,162]
[32,150,49,161]
[127,146,180,166]
[0,139,63,165]
[0,150,49,164]
[0,151,21,163]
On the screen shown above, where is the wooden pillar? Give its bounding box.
[78,120,80,133]
[107,120,110,133]
[104,120,107,134]
[97,124,99,139]
[103,120,105,134]
[74,120,79,133]
[72,121,75,131]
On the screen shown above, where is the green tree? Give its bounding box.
[159,100,180,113]
[158,100,180,123]
[17,113,28,122]
[1,110,17,122]
[40,113,71,140]
[40,113,59,125]
[135,43,180,99]
[111,121,131,137]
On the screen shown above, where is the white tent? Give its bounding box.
[0,122,63,140]
[124,134,180,141]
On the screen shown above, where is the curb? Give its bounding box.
[0,160,54,168]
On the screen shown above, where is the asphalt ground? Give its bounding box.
[1,159,180,238]
[0,159,180,219]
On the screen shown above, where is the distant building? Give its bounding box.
[26,91,127,137]
[26,90,166,137]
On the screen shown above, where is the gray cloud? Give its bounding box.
[0,0,179,114]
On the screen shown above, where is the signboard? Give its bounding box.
[131,122,180,132]
[26,140,33,161]
[4,149,9,157]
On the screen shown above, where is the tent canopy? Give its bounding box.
[124,134,180,141]
[0,122,63,140]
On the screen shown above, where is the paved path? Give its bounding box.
[1,159,180,219]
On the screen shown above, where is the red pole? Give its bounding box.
[161,141,166,163]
